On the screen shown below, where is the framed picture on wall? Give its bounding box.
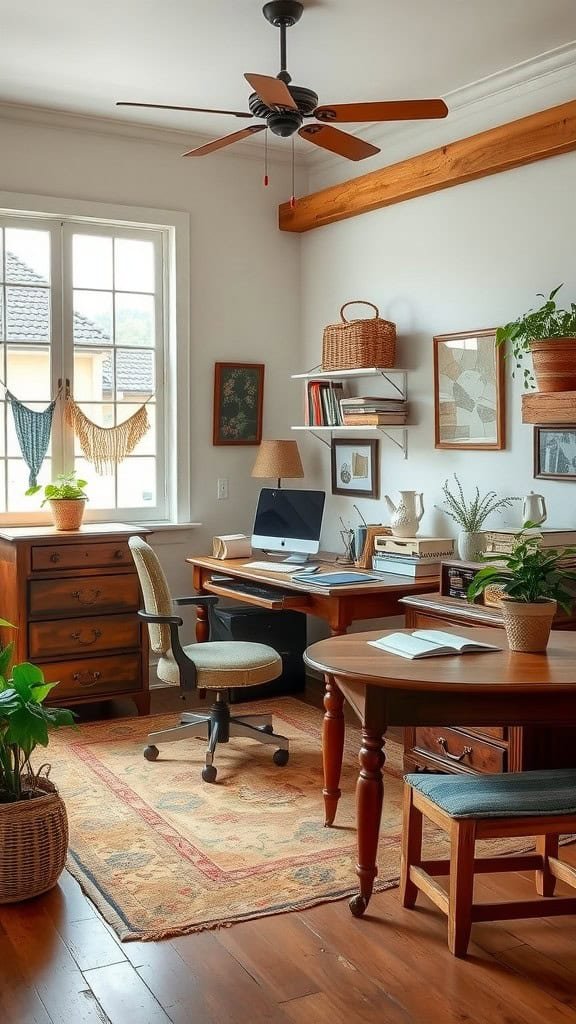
[534,425,576,480]
[433,329,505,450]
[330,438,379,498]
[213,362,264,445]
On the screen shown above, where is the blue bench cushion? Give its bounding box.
[404,769,576,819]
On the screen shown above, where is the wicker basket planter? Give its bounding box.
[0,778,68,903]
[501,598,557,653]
[531,339,576,392]
[48,497,86,531]
[322,301,396,370]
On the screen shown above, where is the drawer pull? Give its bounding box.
[49,552,61,563]
[437,737,473,763]
[71,588,101,606]
[70,628,102,647]
[72,670,102,687]
[114,549,125,560]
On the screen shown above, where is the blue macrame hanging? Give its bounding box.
[6,392,56,487]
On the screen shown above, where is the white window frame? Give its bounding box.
[0,191,191,525]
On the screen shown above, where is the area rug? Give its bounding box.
[48,697,539,941]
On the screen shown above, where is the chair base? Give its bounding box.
[144,696,289,782]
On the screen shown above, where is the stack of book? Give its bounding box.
[372,536,454,578]
[306,381,344,426]
[486,528,576,562]
[339,396,407,426]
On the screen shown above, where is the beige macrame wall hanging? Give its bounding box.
[65,397,151,475]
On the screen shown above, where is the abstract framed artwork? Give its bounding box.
[433,329,505,450]
[330,438,379,498]
[534,425,576,480]
[213,362,264,446]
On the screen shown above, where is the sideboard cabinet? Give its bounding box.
[0,524,150,715]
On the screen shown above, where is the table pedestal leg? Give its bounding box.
[322,676,345,827]
[349,725,385,917]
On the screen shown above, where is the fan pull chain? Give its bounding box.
[263,128,269,187]
[290,136,296,208]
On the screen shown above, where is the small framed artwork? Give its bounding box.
[534,425,576,480]
[433,329,505,450]
[331,438,379,498]
[213,362,264,446]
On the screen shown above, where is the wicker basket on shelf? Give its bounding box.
[0,777,68,903]
[322,301,396,371]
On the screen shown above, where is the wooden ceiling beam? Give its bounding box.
[279,98,576,232]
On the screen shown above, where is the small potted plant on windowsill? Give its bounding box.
[467,530,576,653]
[496,284,576,392]
[26,471,88,531]
[437,475,519,561]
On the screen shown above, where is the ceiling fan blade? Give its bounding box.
[299,124,379,161]
[182,125,265,157]
[117,101,252,118]
[244,73,297,110]
[314,99,449,123]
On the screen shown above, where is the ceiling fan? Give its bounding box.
[117,1,448,162]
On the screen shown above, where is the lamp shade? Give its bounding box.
[251,440,304,483]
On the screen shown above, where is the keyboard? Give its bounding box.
[244,560,302,574]
[210,580,296,600]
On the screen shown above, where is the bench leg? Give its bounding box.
[536,834,559,897]
[448,819,476,958]
[400,786,423,909]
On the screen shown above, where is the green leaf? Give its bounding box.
[30,681,58,704]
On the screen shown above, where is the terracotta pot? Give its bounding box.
[0,778,68,903]
[531,338,576,392]
[501,598,556,653]
[48,498,86,531]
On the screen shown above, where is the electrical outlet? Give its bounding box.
[217,478,229,500]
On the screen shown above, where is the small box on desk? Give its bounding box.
[441,560,483,601]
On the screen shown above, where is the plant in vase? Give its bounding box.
[26,471,88,531]
[437,475,519,561]
[467,530,576,653]
[496,284,576,391]
[0,618,75,902]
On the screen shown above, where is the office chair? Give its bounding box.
[129,536,289,782]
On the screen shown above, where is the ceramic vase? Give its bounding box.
[384,491,424,538]
[457,531,487,562]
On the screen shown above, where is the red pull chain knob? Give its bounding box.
[290,195,297,208]
[263,174,269,187]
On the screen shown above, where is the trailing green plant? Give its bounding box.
[436,475,519,533]
[467,528,576,611]
[0,619,75,803]
[496,285,576,388]
[25,470,88,505]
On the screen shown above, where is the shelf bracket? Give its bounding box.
[307,429,332,448]
[380,428,408,459]
[379,370,407,400]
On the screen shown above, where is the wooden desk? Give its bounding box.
[304,627,576,919]
[187,555,439,640]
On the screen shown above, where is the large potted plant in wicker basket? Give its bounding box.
[467,531,576,653]
[26,471,88,531]
[0,619,74,903]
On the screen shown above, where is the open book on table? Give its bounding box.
[368,629,501,660]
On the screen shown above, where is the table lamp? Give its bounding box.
[251,439,304,488]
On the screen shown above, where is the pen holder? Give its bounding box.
[339,529,355,565]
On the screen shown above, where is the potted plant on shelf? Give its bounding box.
[467,530,576,653]
[437,475,519,561]
[496,284,576,391]
[0,618,75,903]
[26,471,88,531]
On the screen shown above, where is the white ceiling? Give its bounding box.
[1,0,575,154]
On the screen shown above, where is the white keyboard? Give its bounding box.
[245,560,317,574]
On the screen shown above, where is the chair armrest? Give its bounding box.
[137,610,197,691]
[138,610,184,626]
[173,595,219,608]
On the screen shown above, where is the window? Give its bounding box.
[0,215,167,521]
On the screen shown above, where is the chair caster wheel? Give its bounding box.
[273,749,289,767]
[144,745,159,762]
[202,764,217,783]
[261,724,274,734]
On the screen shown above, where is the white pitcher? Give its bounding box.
[522,492,547,526]
[384,490,425,538]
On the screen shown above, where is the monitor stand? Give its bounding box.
[283,553,311,565]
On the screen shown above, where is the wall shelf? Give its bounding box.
[291,366,407,400]
[522,391,576,424]
[291,424,408,456]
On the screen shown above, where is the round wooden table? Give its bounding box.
[304,627,576,918]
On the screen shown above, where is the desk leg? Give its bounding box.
[195,601,210,643]
[349,723,385,918]
[323,676,345,827]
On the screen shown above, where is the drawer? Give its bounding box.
[31,541,132,572]
[461,725,507,741]
[413,726,506,774]
[29,614,140,659]
[42,653,141,701]
[29,574,140,618]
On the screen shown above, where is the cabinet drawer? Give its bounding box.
[29,614,140,659]
[461,725,507,740]
[29,574,140,618]
[413,726,506,774]
[42,653,141,701]
[31,541,132,572]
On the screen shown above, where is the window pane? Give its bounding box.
[115,348,154,399]
[74,290,112,344]
[7,400,52,457]
[6,287,50,341]
[6,346,51,399]
[73,351,110,402]
[5,229,50,285]
[73,235,113,290]
[114,238,154,293]
[0,290,4,338]
[115,293,155,347]
[0,230,3,283]
[117,403,156,455]
[9,458,51,511]
[73,404,114,454]
[0,402,5,457]
[75,457,115,508]
[117,457,156,508]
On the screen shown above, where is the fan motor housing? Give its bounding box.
[248,84,318,136]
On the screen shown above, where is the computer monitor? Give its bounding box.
[251,488,326,562]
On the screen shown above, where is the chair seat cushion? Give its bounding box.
[157,641,282,689]
[405,769,576,819]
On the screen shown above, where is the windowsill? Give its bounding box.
[127,521,203,532]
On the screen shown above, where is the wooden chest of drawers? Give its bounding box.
[0,524,150,715]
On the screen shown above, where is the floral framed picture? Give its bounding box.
[433,329,505,450]
[213,362,264,446]
[330,438,379,498]
[534,425,576,480]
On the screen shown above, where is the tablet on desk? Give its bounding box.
[291,571,384,586]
